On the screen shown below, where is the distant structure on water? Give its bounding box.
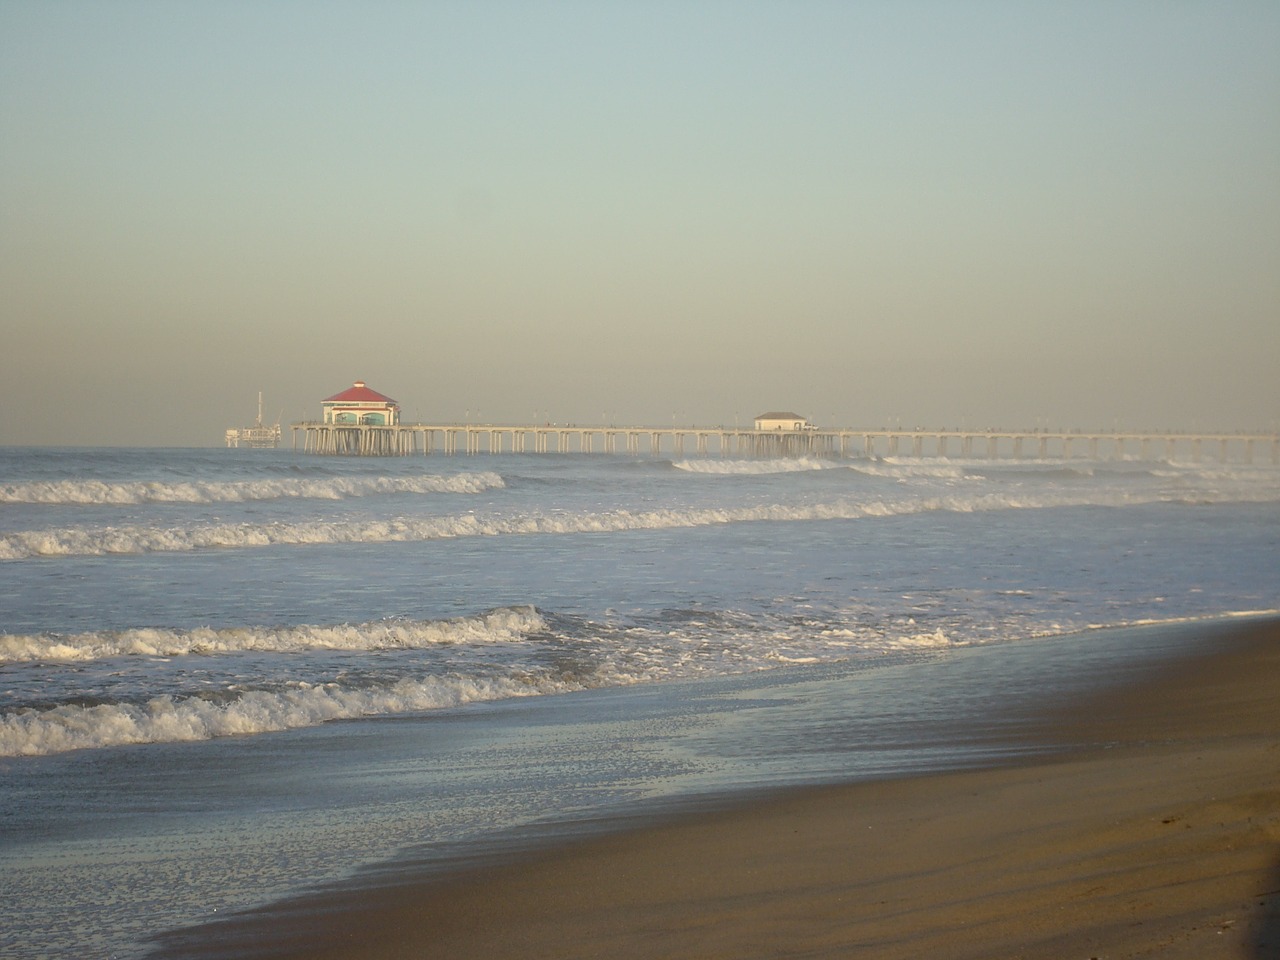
[322,380,400,425]
[225,392,282,448]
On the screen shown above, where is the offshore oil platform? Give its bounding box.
[225,392,282,448]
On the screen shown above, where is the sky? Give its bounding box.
[1,1,1277,446]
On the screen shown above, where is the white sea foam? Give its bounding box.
[0,612,978,756]
[849,459,971,479]
[672,457,838,475]
[0,606,547,664]
[0,471,504,505]
[0,672,577,757]
[2,485,1269,560]
[8,609,1276,758]
[817,626,954,649]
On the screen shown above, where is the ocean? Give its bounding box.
[1,445,1277,959]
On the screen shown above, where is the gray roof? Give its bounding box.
[754,411,805,420]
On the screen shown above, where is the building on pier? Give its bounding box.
[754,411,811,431]
[321,381,400,426]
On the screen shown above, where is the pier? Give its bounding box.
[290,421,1279,463]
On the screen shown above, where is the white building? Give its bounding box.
[754,411,811,431]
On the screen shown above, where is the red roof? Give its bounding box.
[323,380,398,404]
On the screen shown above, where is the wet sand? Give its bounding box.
[155,620,1280,959]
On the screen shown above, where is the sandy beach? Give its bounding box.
[154,619,1280,960]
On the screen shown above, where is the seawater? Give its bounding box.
[1,445,1277,958]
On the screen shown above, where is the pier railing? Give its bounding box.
[289,422,1279,463]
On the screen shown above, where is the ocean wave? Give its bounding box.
[0,606,547,664]
[0,612,966,756]
[671,457,838,475]
[1152,462,1280,482]
[848,460,971,479]
[0,671,578,757]
[2,487,1269,561]
[9,610,1274,757]
[0,471,505,505]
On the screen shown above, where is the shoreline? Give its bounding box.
[150,618,1280,959]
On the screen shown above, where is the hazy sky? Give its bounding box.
[2,1,1277,446]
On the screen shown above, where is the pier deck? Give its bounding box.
[290,422,1278,463]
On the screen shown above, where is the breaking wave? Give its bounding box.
[849,460,971,479]
[0,471,505,505]
[0,606,547,664]
[672,457,838,475]
[0,671,579,757]
[0,607,968,756]
[0,487,1256,561]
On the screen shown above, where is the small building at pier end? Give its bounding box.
[754,411,811,431]
[321,381,400,425]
